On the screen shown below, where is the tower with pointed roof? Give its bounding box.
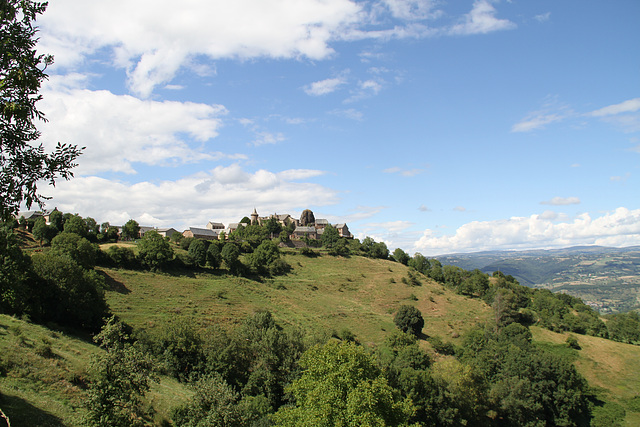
[251,208,259,225]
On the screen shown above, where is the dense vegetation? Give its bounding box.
[2,210,640,426]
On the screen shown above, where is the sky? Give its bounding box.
[28,0,640,256]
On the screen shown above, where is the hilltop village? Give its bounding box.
[179,208,352,242]
[16,207,352,242]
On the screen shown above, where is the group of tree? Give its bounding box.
[0,224,109,332]
[83,302,603,426]
[12,210,122,246]
[391,250,633,345]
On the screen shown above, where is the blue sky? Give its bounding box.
[31,0,640,255]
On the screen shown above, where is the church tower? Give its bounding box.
[251,208,259,225]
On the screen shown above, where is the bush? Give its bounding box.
[566,335,581,350]
[107,246,137,269]
[137,230,174,271]
[394,305,424,337]
[188,239,207,267]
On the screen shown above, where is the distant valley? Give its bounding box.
[437,246,640,313]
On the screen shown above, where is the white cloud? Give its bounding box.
[38,0,519,98]
[251,131,286,146]
[449,0,516,36]
[383,167,426,177]
[540,196,581,206]
[329,108,364,120]
[39,81,235,175]
[39,0,364,97]
[589,98,640,117]
[511,113,564,133]
[414,207,640,255]
[382,0,440,21]
[511,97,573,132]
[534,12,551,23]
[418,205,431,212]
[453,206,467,212]
[304,75,348,96]
[40,165,340,230]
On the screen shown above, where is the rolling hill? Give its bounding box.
[437,246,640,313]
[2,245,640,425]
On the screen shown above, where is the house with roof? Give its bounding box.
[334,223,352,238]
[183,227,220,241]
[206,221,225,230]
[292,226,318,240]
[156,228,179,238]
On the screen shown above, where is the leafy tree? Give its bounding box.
[0,0,82,221]
[408,253,430,273]
[272,340,413,426]
[137,230,173,270]
[172,374,244,427]
[221,242,242,274]
[0,225,35,315]
[394,305,424,337]
[188,239,207,267]
[50,231,97,269]
[231,223,269,248]
[171,231,184,244]
[206,243,222,269]
[31,252,109,331]
[104,225,119,242]
[63,213,88,237]
[265,216,283,237]
[427,258,445,283]
[85,316,157,426]
[248,239,284,275]
[32,216,55,245]
[49,209,63,231]
[321,225,340,248]
[606,311,640,344]
[107,246,137,269]
[84,216,99,241]
[180,236,194,251]
[150,318,205,382]
[122,219,140,240]
[392,248,410,265]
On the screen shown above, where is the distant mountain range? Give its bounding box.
[436,246,640,313]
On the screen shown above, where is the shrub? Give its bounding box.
[107,246,137,269]
[394,305,424,337]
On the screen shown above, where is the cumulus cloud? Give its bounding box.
[39,80,236,175]
[540,197,581,206]
[39,165,340,230]
[39,0,363,97]
[38,0,518,97]
[413,207,640,255]
[449,0,516,36]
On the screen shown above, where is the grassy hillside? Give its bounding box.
[102,251,492,346]
[3,249,640,425]
[532,326,640,426]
